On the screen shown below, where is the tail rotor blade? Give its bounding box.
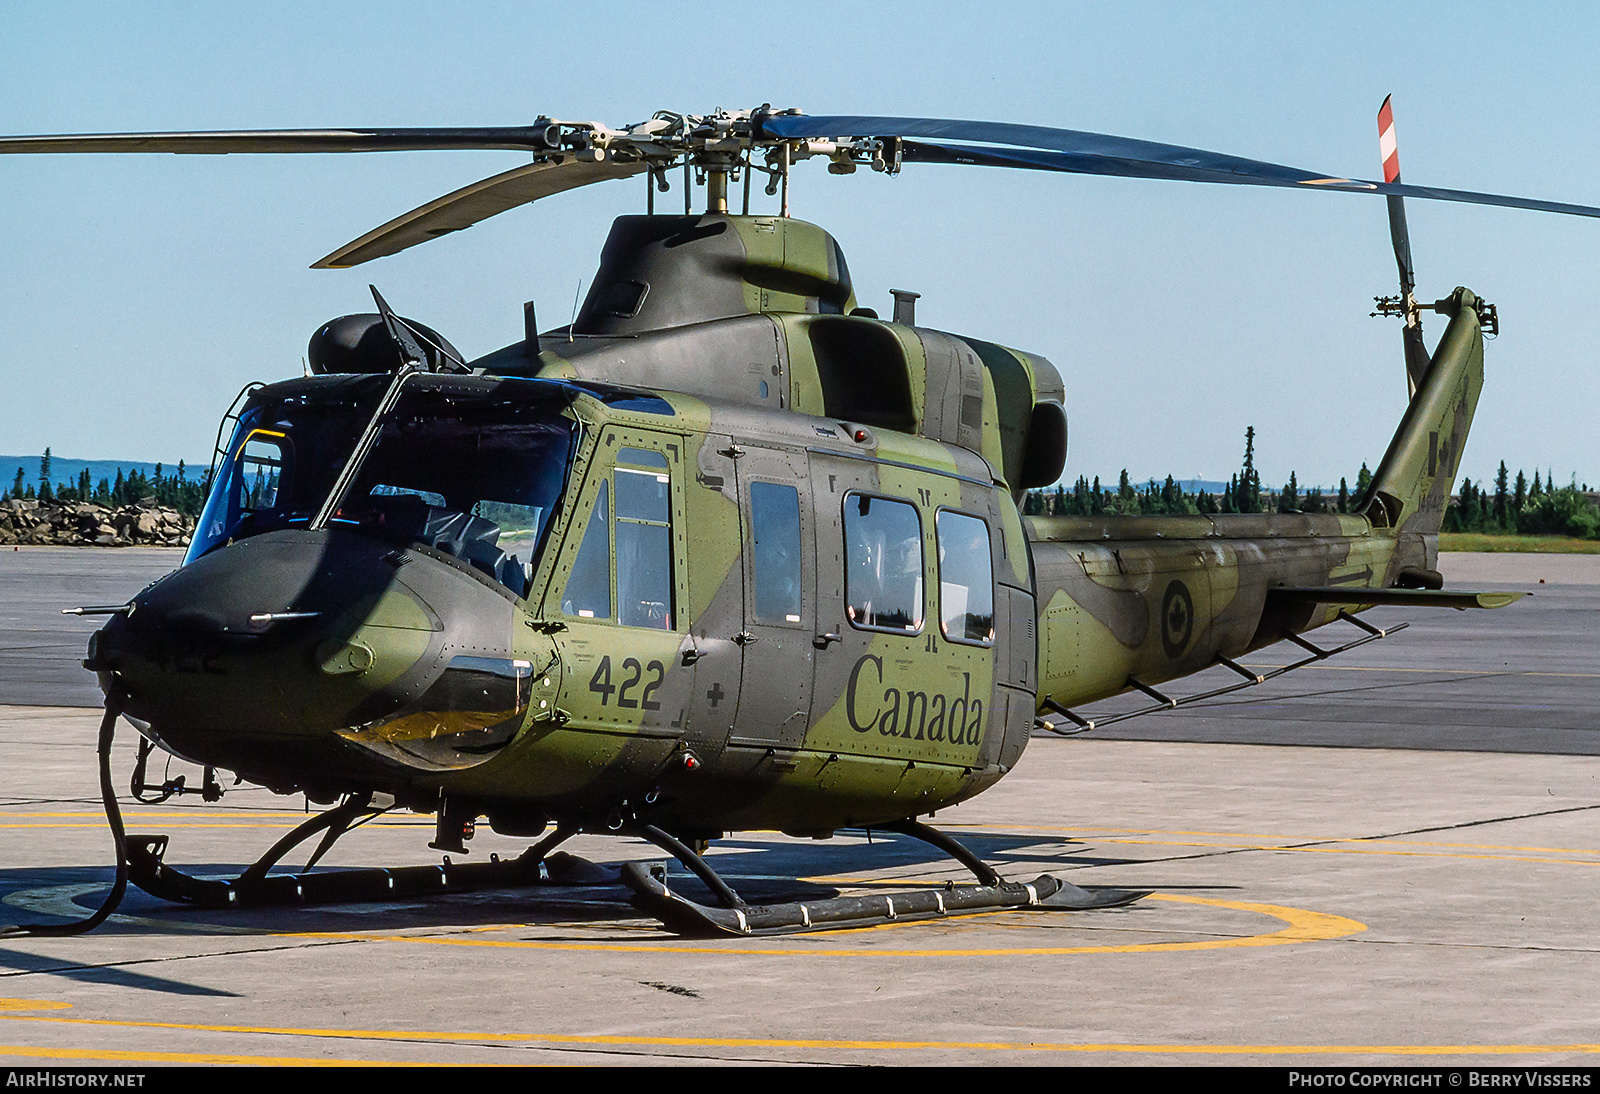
[1379,96,1431,398]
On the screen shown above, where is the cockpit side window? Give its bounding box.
[238,432,289,511]
[563,480,611,619]
[560,443,675,630]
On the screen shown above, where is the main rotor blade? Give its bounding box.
[313,157,648,268]
[1378,96,1430,399]
[765,114,1600,219]
[0,127,563,155]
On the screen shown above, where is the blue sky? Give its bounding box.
[2,2,1597,489]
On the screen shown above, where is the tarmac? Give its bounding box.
[0,547,1596,1066]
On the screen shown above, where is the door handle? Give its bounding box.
[733,631,760,647]
[813,632,842,650]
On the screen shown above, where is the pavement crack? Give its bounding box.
[1067,802,1600,869]
[1349,937,1600,955]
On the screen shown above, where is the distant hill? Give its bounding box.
[1,454,212,495]
[1176,479,1229,495]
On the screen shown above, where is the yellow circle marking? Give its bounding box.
[306,892,1365,957]
[0,1000,70,1012]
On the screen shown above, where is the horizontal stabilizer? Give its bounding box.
[1267,587,1525,610]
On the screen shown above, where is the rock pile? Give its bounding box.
[0,498,195,547]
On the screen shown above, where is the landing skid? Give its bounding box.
[123,808,598,909]
[124,834,576,908]
[619,818,1146,937]
[19,701,1146,938]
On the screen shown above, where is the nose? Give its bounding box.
[91,528,518,795]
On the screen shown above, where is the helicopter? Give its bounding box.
[0,103,1585,938]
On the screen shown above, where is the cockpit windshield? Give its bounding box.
[188,378,578,598]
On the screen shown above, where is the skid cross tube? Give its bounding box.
[1040,613,1409,736]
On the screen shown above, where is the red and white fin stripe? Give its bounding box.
[1377,95,1400,183]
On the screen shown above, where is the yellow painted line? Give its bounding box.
[1049,836,1600,868]
[0,1044,436,1066]
[3,1019,1597,1058]
[1385,838,1600,855]
[947,822,1600,855]
[1280,845,1600,869]
[0,811,428,824]
[0,811,316,819]
[0,821,430,831]
[0,1000,69,1012]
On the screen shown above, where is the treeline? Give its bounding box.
[1024,428,1600,539]
[2,447,210,517]
[1446,464,1599,539]
[1023,427,1372,517]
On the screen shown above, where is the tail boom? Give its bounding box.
[1030,287,1487,714]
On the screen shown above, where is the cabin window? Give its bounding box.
[750,481,802,624]
[936,510,995,646]
[843,493,923,634]
[561,446,674,629]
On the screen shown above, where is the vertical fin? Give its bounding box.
[1362,288,1483,535]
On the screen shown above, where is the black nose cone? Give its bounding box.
[93,528,514,789]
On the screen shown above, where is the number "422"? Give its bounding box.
[588,656,665,710]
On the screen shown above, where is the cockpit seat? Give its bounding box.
[421,508,526,598]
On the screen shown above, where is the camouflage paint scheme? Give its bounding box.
[93,215,1485,846]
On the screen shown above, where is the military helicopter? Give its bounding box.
[0,103,1587,938]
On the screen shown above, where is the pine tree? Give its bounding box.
[1236,427,1260,513]
[39,448,51,494]
[1279,471,1300,513]
[1338,477,1350,513]
[1494,461,1511,529]
[1456,477,1477,532]
[10,467,23,500]
[1161,475,1181,514]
